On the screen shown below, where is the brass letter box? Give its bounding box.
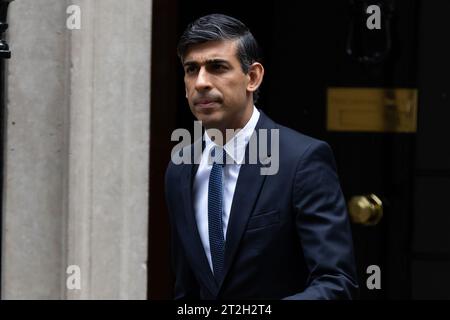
[327,87,418,133]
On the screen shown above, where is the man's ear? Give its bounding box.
[246,62,264,94]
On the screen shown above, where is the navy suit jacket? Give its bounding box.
[165,110,359,299]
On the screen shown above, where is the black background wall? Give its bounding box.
[412,0,450,299]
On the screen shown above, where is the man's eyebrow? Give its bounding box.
[205,59,230,65]
[183,59,230,67]
[183,61,198,67]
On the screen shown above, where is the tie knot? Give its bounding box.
[209,146,226,166]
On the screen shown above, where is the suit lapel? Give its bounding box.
[217,158,268,290]
[217,111,275,291]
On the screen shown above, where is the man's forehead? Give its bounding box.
[184,40,239,63]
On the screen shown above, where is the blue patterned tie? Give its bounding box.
[208,146,225,281]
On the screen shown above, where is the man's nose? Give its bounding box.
[195,67,212,91]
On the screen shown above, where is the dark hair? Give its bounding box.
[177,14,262,103]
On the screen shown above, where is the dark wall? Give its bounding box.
[149,0,179,299]
[412,0,450,299]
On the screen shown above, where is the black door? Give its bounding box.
[265,0,419,299]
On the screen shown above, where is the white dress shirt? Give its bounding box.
[193,106,260,273]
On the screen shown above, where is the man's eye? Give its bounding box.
[211,64,227,71]
[185,66,197,74]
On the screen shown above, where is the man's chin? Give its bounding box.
[194,110,223,127]
[198,117,222,129]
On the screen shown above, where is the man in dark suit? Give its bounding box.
[165,13,358,300]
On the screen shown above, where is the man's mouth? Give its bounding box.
[195,100,220,108]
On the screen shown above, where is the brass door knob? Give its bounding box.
[348,194,383,226]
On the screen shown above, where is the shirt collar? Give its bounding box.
[204,106,260,165]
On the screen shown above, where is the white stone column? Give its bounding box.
[1,0,152,299]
